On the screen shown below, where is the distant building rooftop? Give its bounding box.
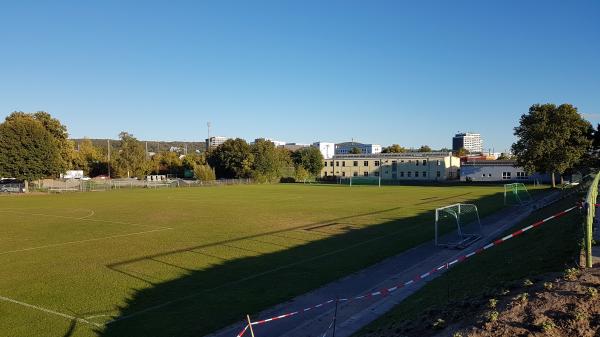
[461,160,517,166]
[332,152,454,159]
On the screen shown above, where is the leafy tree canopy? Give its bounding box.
[382,144,406,153]
[511,103,592,187]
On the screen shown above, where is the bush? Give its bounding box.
[194,164,216,182]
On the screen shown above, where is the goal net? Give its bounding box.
[338,176,381,187]
[504,183,532,205]
[435,203,481,249]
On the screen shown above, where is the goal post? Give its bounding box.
[504,183,532,205]
[435,203,481,248]
[339,175,381,187]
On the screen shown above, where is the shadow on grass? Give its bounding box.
[97,191,509,337]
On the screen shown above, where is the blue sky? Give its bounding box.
[1,1,598,151]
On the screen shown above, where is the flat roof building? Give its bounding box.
[320,152,460,181]
[313,142,335,159]
[205,136,231,149]
[460,160,550,183]
[453,133,483,154]
[335,142,382,155]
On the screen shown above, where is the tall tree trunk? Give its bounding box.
[560,175,564,185]
[551,172,556,188]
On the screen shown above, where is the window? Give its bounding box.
[415,171,419,177]
[353,161,358,167]
[488,173,492,177]
[324,172,328,177]
[324,162,327,167]
[400,171,404,177]
[502,172,512,180]
[336,161,339,167]
[400,160,405,163]
[374,172,379,176]
[517,172,527,179]
[342,172,346,177]
[342,161,345,167]
[482,173,486,177]
[422,160,427,165]
[436,171,441,177]
[330,161,334,167]
[374,161,380,167]
[416,160,419,166]
[408,160,412,164]
[436,160,441,166]
[422,171,427,177]
[364,172,369,176]
[407,171,412,177]
[353,172,358,177]
[364,161,368,166]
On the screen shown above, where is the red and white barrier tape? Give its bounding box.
[235,205,578,336]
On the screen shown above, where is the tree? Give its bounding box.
[250,139,293,182]
[292,147,324,177]
[382,144,406,153]
[72,138,104,176]
[32,111,74,173]
[455,147,470,157]
[497,153,511,160]
[418,145,432,152]
[207,138,254,178]
[511,103,592,187]
[0,113,63,180]
[350,147,362,154]
[114,132,149,178]
[194,164,216,181]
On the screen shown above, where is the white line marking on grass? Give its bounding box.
[78,209,95,219]
[0,228,172,255]
[0,295,102,328]
[0,209,171,230]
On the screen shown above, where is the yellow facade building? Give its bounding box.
[321,152,460,181]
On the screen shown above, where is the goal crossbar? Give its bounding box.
[435,203,482,249]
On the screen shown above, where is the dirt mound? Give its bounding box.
[362,267,600,337]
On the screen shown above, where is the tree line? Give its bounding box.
[0,111,323,182]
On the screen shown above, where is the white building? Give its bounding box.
[206,136,231,149]
[335,142,382,155]
[313,142,335,159]
[452,132,483,154]
[254,138,287,147]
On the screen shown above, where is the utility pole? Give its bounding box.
[207,121,211,151]
[107,139,111,178]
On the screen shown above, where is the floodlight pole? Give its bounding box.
[107,139,111,178]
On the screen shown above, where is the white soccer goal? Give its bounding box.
[504,183,532,205]
[338,175,381,187]
[435,203,481,248]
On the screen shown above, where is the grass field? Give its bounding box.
[356,195,582,337]
[0,183,524,337]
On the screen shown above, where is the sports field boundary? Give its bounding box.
[207,189,569,337]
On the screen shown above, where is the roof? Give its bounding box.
[331,152,454,159]
[462,160,517,166]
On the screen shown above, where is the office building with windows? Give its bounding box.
[452,132,483,154]
[460,160,550,182]
[320,152,460,181]
[334,142,382,155]
[205,136,231,149]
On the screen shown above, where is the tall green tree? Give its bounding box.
[250,139,292,182]
[72,138,104,176]
[512,103,592,187]
[382,144,406,153]
[292,147,324,177]
[455,147,470,157]
[0,113,63,180]
[207,138,254,178]
[114,132,149,178]
[418,145,432,152]
[32,111,74,172]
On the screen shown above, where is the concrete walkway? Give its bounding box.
[207,192,563,337]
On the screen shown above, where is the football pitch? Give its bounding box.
[0,183,520,337]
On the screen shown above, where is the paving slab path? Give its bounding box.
[207,191,564,337]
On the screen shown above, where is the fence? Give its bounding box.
[584,171,600,268]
